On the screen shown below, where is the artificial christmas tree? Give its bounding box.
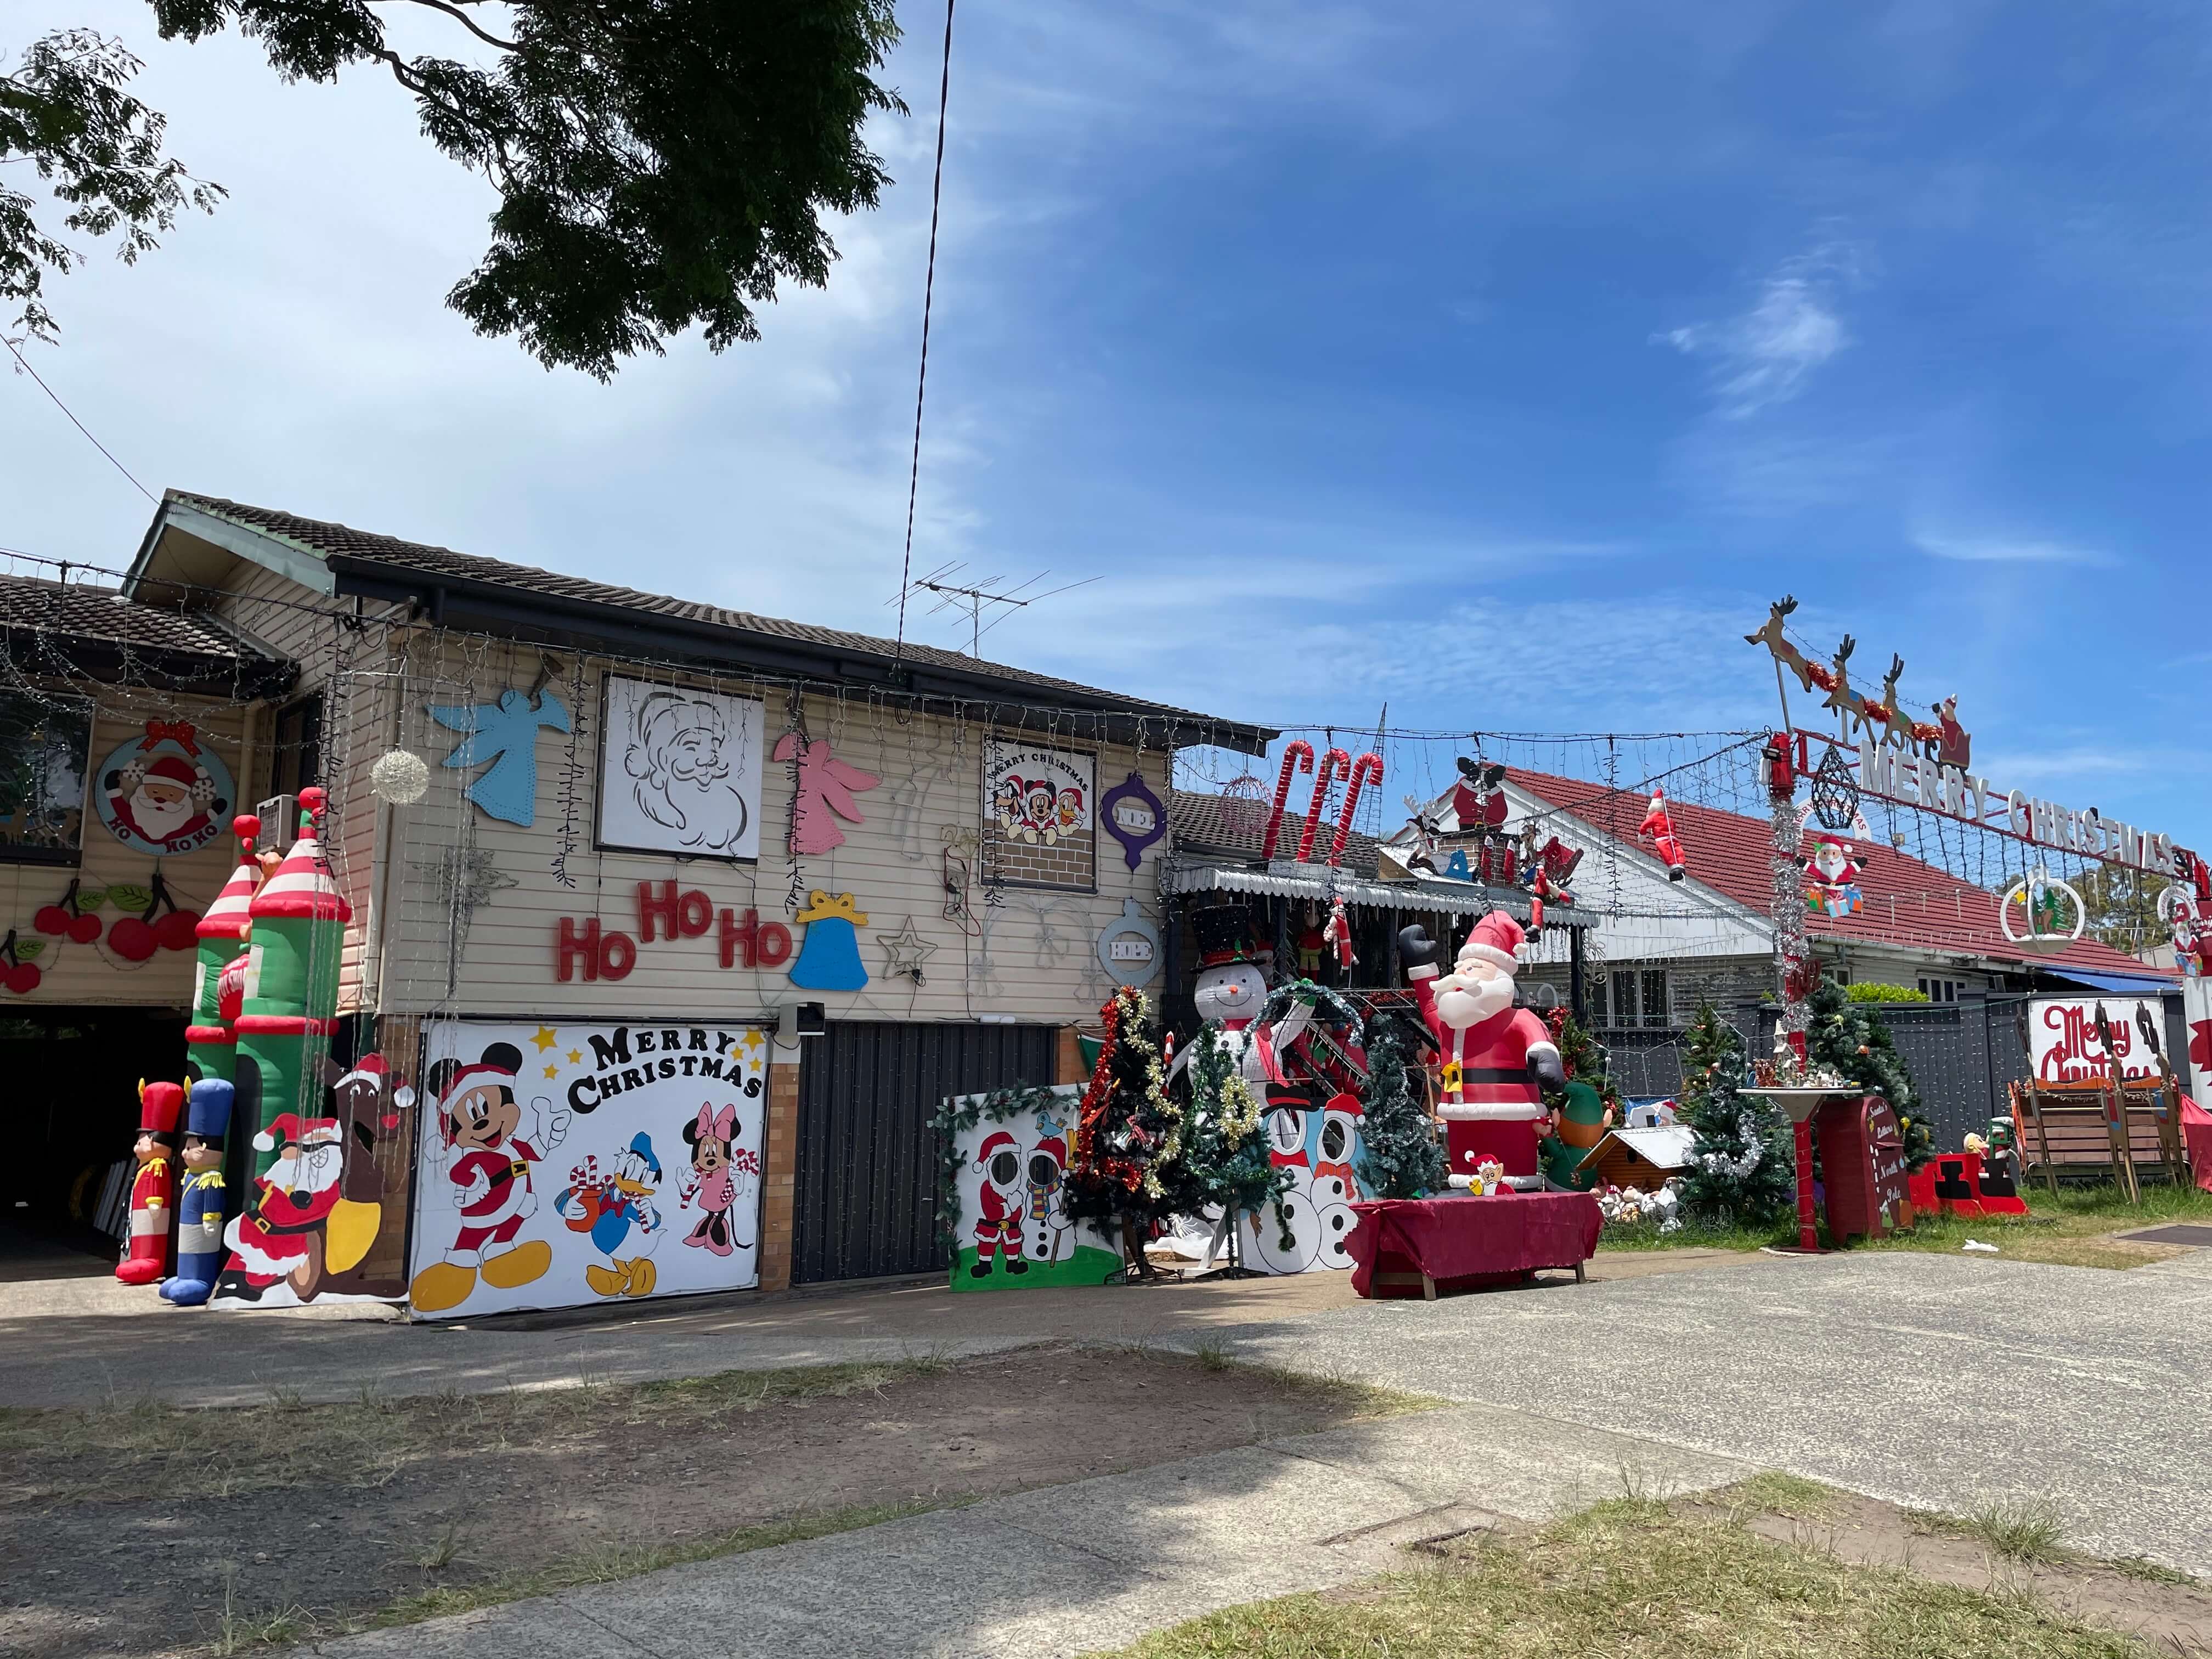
[1679,1003,1795,1224]
[1177,1022,1293,1248]
[1353,1013,1446,1200]
[1804,978,1932,1169]
[1065,987,1201,1280]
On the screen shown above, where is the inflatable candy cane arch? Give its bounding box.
[1327,752,1385,867]
[1297,749,1352,862]
[1260,742,1314,861]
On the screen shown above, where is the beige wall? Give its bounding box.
[353,635,1173,1028]
[0,693,251,1009]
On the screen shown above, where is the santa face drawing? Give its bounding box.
[1193,962,1267,1025]
[1430,954,1514,1029]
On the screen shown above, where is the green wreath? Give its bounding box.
[1257,978,1366,1050]
[929,1082,1069,1246]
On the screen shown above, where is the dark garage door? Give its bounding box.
[793,1020,1059,1284]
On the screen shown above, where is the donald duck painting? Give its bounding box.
[555,1133,667,1298]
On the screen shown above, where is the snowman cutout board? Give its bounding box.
[946,1085,1120,1291]
[1244,1085,1370,1275]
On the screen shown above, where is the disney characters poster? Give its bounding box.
[980,741,1096,891]
[946,1085,1120,1291]
[408,1019,768,1318]
[596,676,763,860]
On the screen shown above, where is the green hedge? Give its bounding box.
[1842,982,1930,1004]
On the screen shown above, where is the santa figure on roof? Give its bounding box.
[1398,912,1565,1189]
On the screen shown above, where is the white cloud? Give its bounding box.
[1911,532,2111,566]
[1658,241,1866,418]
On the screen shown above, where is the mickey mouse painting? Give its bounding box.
[408,1041,571,1315]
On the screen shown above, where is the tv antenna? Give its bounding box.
[889,562,1101,656]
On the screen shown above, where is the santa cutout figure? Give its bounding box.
[970,1129,1027,1278]
[218,1113,347,1302]
[1400,914,1565,1188]
[97,721,231,855]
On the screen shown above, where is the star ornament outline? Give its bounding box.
[877,917,940,980]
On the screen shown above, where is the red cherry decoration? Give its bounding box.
[5,964,39,995]
[67,914,102,944]
[32,905,71,936]
[108,917,158,963]
[155,911,200,951]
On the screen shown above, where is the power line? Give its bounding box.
[893,0,956,665]
[2,336,155,504]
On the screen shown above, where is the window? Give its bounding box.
[1589,973,1609,1026]
[1640,969,1670,1028]
[271,695,323,801]
[0,690,92,864]
[1607,969,1637,1028]
[1916,976,1963,1004]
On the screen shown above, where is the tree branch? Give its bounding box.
[375,0,518,54]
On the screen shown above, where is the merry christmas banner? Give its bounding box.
[407,1019,768,1318]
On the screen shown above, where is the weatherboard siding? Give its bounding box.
[364,640,1171,1026]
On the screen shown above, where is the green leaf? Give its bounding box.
[14,939,44,961]
[105,884,151,913]
[75,886,108,911]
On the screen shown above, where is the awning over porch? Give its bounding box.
[1163,860,1594,929]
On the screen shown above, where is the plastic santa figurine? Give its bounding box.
[1398,914,1565,1188]
[1639,788,1687,882]
[1803,834,1863,917]
[160,1079,234,1306]
[116,1081,183,1284]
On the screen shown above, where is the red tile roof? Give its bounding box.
[1506,766,2175,981]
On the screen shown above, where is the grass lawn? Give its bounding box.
[1597,1180,2212,1268]
[1099,1497,2160,1659]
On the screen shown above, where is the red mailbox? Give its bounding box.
[1816,1094,1911,1244]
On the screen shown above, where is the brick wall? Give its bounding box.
[980,824,1097,891]
[757,1053,801,1293]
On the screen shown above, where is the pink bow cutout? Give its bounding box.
[695,1102,736,1143]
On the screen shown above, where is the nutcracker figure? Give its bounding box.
[117,1081,184,1285]
[160,1079,235,1306]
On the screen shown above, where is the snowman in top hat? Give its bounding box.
[1167,903,1313,1088]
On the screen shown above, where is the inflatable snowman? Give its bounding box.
[1169,904,1312,1088]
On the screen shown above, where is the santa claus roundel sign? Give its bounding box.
[93,720,235,856]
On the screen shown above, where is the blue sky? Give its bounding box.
[4,1,2207,841]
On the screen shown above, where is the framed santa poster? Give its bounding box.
[407,1019,769,1319]
[91,718,235,857]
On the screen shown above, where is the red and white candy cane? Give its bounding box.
[1327,751,1385,867]
[1297,749,1352,862]
[1261,741,1314,860]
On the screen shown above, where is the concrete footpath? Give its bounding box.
[304,1248,2212,1658]
[313,1403,1753,1659]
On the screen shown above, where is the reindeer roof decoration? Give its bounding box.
[1745,596,1971,769]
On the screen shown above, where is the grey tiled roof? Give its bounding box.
[167,492,1263,740]
[1170,789,1385,878]
[0,574,275,661]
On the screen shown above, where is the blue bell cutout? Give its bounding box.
[789,890,870,992]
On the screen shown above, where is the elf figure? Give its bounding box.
[160,1079,234,1306]
[1400,913,1565,1188]
[116,1081,184,1285]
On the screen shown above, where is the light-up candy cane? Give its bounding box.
[1327,752,1385,867]
[1260,741,1314,860]
[1297,748,1352,862]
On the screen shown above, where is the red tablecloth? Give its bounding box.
[2182,1094,2212,1195]
[1347,1192,1603,1299]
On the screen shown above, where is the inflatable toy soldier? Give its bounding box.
[161,1079,235,1306]
[116,1081,184,1285]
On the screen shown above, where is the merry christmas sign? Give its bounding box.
[981,741,1096,891]
[407,1019,768,1318]
[2028,996,2165,1087]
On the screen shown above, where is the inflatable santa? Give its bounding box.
[1399,914,1565,1188]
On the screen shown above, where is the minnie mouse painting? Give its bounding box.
[679,1102,759,1255]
